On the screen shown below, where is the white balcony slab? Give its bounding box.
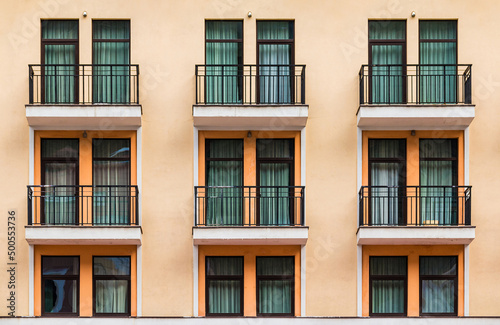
[25,226,142,245]
[357,104,475,128]
[26,104,142,127]
[193,226,308,245]
[357,226,475,245]
[192,105,308,129]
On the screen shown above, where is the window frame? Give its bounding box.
[256,20,295,104]
[369,256,408,317]
[41,255,80,317]
[40,138,80,225]
[40,19,79,104]
[367,20,407,104]
[367,138,407,226]
[256,256,295,317]
[205,256,244,317]
[419,256,458,316]
[92,256,131,317]
[92,20,131,63]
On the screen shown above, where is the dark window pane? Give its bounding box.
[93,139,130,158]
[42,20,78,39]
[42,139,79,158]
[370,257,406,276]
[207,139,243,159]
[257,21,294,40]
[44,279,78,313]
[93,257,130,275]
[42,256,79,276]
[93,20,130,39]
[369,21,405,40]
[206,257,243,276]
[206,21,242,40]
[257,139,293,159]
[257,257,294,276]
[420,256,457,276]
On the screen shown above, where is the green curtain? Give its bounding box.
[42,21,78,104]
[206,140,243,225]
[42,257,79,314]
[258,140,292,225]
[257,257,293,314]
[206,257,242,314]
[94,257,130,314]
[258,21,293,104]
[370,257,406,314]
[420,21,457,103]
[420,256,457,314]
[369,21,405,104]
[369,140,405,225]
[420,139,457,225]
[206,21,242,104]
[93,21,130,103]
[93,139,131,225]
[42,139,78,225]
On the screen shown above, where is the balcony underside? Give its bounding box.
[192,105,308,129]
[357,226,475,245]
[26,104,142,127]
[25,226,142,245]
[357,104,475,128]
[193,226,308,245]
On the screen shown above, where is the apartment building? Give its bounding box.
[1,0,499,324]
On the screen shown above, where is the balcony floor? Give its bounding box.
[357,225,475,245]
[192,104,308,129]
[357,104,475,129]
[25,225,142,245]
[193,226,308,245]
[26,104,142,127]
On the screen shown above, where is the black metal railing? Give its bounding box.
[359,64,472,105]
[359,186,471,226]
[27,185,139,226]
[195,186,305,226]
[195,64,306,105]
[29,64,139,104]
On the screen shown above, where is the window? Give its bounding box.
[201,136,297,226]
[257,139,295,225]
[205,21,243,104]
[42,256,79,316]
[93,256,131,316]
[205,257,244,316]
[205,139,244,225]
[369,256,407,316]
[41,139,79,225]
[256,256,294,316]
[257,21,294,104]
[41,20,79,104]
[419,21,457,103]
[93,20,130,103]
[368,20,406,104]
[420,139,458,225]
[93,139,131,224]
[368,139,406,225]
[420,256,458,315]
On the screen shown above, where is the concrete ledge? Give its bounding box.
[25,226,142,245]
[26,104,142,127]
[357,104,475,128]
[193,105,308,128]
[357,226,475,245]
[193,226,308,245]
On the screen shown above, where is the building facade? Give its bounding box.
[1,0,499,323]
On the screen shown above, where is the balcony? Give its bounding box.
[193,186,308,245]
[25,185,141,245]
[357,186,475,245]
[26,64,141,127]
[357,64,475,128]
[193,64,308,128]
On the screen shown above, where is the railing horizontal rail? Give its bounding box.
[28,64,139,104]
[359,64,472,105]
[358,185,471,226]
[27,185,139,226]
[195,186,305,226]
[195,64,306,105]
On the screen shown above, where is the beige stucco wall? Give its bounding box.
[1,0,500,318]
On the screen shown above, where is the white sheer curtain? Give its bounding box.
[93,257,130,314]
